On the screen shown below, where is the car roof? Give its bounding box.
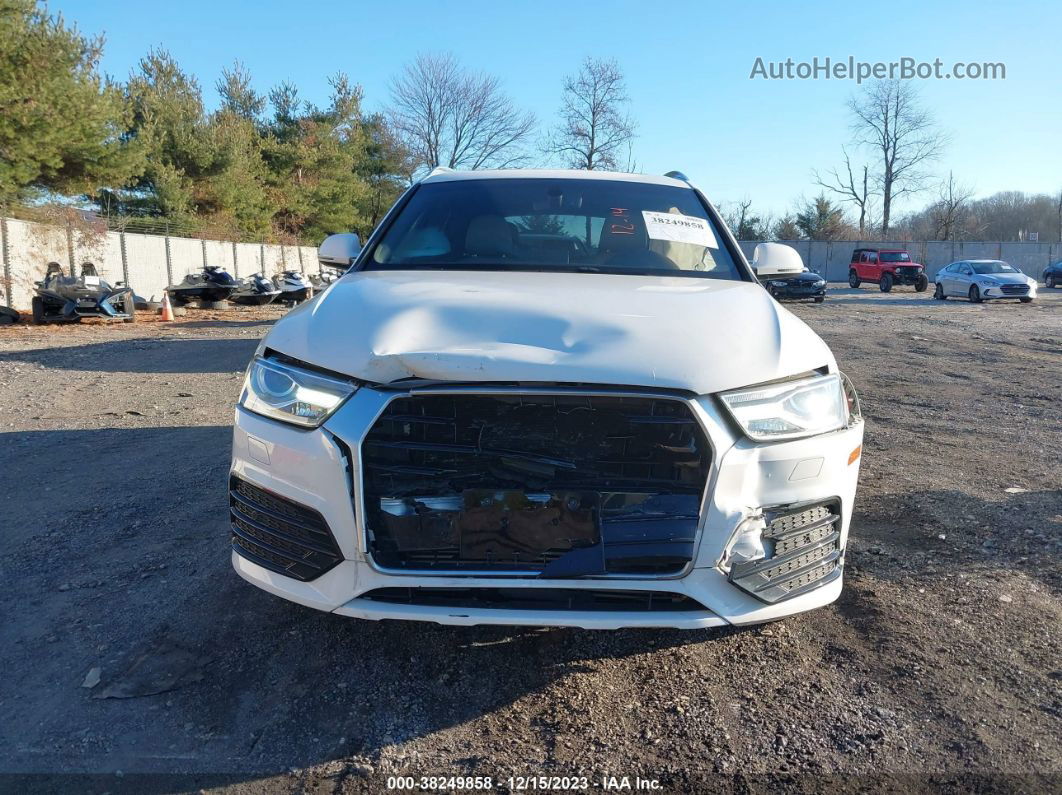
[419,168,689,188]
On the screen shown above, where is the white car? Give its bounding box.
[229,169,864,629]
[933,259,1037,303]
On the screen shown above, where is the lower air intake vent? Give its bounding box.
[360,588,707,612]
[230,477,343,581]
[728,501,842,603]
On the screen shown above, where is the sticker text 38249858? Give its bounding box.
[641,211,718,249]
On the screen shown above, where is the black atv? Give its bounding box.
[32,262,135,324]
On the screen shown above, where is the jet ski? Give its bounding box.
[231,273,280,306]
[0,287,19,325]
[32,262,135,324]
[309,269,339,291]
[273,270,312,303]
[166,265,238,305]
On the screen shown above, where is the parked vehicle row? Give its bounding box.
[0,261,350,326]
[759,247,1054,305]
[166,266,318,307]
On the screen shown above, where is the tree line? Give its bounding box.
[727,80,1062,243]
[1,2,636,244]
[2,1,1058,245]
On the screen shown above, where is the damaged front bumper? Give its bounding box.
[230,384,863,628]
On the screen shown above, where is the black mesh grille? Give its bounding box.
[728,501,842,603]
[1000,284,1029,295]
[230,477,343,581]
[360,587,707,612]
[361,393,711,575]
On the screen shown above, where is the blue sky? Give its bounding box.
[54,0,1061,218]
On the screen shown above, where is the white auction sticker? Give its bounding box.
[642,210,718,248]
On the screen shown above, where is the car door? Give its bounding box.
[939,262,958,294]
[952,263,973,296]
[858,251,873,281]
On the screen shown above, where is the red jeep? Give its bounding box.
[849,248,928,293]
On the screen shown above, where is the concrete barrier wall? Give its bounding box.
[740,239,1062,281]
[0,217,327,310]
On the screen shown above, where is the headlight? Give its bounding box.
[719,373,849,442]
[241,356,356,428]
[768,280,788,287]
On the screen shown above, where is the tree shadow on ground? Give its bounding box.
[0,337,258,374]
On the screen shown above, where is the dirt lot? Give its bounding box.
[0,288,1059,793]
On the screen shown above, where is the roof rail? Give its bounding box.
[664,170,689,181]
[426,166,454,178]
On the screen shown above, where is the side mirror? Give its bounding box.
[318,233,361,269]
[751,242,804,278]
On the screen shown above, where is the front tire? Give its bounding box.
[933,283,947,300]
[1046,274,1056,288]
[813,295,825,303]
[915,274,928,292]
[31,296,47,324]
[1019,297,1033,303]
[879,273,893,292]
[969,285,982,303]
[848,269,861,288]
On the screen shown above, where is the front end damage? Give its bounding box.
[230,379,864,629]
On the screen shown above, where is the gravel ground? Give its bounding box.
[0,287,1059,793]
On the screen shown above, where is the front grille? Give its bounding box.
[360,587,707,612]
[230,477,343,581]
[1000,284,1029,295]
[728,501,842,603]
[361,393,711,575]
[895,266,921,277]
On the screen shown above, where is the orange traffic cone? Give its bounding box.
[160,291,175,322]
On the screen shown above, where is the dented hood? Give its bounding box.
[263,270,835,395]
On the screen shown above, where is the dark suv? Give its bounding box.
[849,248,928,293]
[1043,261,1062,289]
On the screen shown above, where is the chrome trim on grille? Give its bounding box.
[328,386,720,581]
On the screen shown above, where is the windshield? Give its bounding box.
[972,261,1019,274]
[879,251,911,262]
[366,178,744,280]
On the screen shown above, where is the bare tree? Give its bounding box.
[813,146,874,235]
[388,53,535,174]
[848,80,947,236]
[548,58,636,170]
[722,198,753,236]
[928,171,975,240]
